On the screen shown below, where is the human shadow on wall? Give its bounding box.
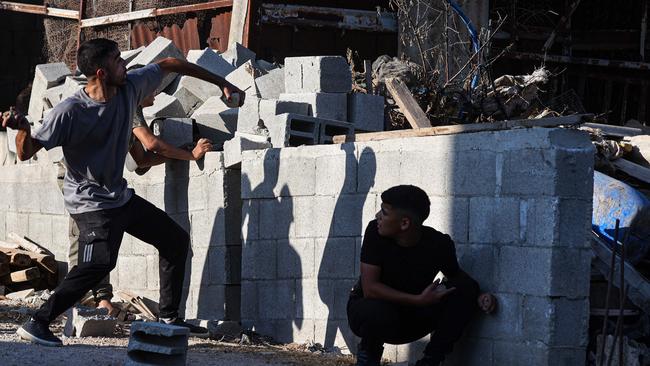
[318,145,376,351]
[240,150,303,341]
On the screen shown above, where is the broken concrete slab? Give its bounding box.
[42,84,67,109]
[191,96,239,148]
[279,92,347,121]
[142,93,186,123]
[127,322,189,366]
[187,48,236,77]
[127,37,185,93]
[223,133,271,168]
[151,118,194,148]
[226,60,260,97]
[284,56,352,93]
[255,68,284,99]
[348,93,385,131]
[63,306,117,338]
[267,113,320,147]
[121,46,145,64]
[28,62,72,121]
[221,42,256,68]
[5,288,34,300]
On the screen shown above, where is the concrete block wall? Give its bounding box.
[240,128,595,365]
[0,151,241,322]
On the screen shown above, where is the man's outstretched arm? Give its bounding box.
[132,126,212,162]
[2,109,42,161]
[155,57,245,106]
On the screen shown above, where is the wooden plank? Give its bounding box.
[612,158,650,184]
[0,248,32,267]
[7,233,48,255]
[0,1,78,19]
[385,78,431,129]
[79,0,233,28]
[8,267,39,283]
[1,248,56,274]
[582,122,644,137]
[333,114,592,144]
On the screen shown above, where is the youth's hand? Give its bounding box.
[191,138,213,160]
[417,280,456,306]
[222,84,245,107]
[2,107,30,131]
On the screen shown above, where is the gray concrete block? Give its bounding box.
[279,92,347,121]
[258,280,295,320]
[186,47,235,77]
[240,149,280,199]
[451,150,497,196]
[28,213,52,247]
[221,42,256,68]
[523,198,558,247]
[501,148,556,196]
[171,85,203,116]
[151,118,193,148]
[63,306,117,338]
[328,194,369,237]
[284,56,351,93]
[455,244,496,291]
[127,36,185,92]
[259,196,295,238]
[492,340,548,366]
[275,148,317,197]
[466,293,522,341]
[550,248,591,297]
[358,149,401,194]
[553,145,595,199]
[6,126,17,154]
[423,196,468,244]
[469,197,520,244]
[558,198,592,248]
[121,46,145,64]
[128,337,187,355]
[497,246,552,295]
[42,83,66,109]
[172,75,222,106]
[225,60,260,96]
[315,238,356,279]
[142,93,186,123]
[522,296,589,347]
[242,199,259,242]
[267,113,318,147]
[237,98,311,137]
[223,133,271,168]
[255,68,284,99]
[131,321,190,337]
[256,59,279,73]
[259,99,310,122]
[241,240,277,280]
[191,96,238,148]
[240,280,258,320]
[28,62,71,121]
[236,96,264,135]
[60,76,86,101]
[314,150,357,196]
[348,93,384,131]
[319,119,354,144]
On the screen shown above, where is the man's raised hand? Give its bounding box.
[2,107,30,131]
[191,138,213,160]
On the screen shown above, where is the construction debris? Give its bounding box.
[0,233,59,296]
[63,306,117,338]
[126,322,189,366]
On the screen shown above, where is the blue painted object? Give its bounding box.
[592,171,650,264]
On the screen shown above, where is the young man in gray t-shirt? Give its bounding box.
[3,38,243,347]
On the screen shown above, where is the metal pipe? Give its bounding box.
[597,219,619,366]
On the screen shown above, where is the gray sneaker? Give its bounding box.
[17,318,63,347]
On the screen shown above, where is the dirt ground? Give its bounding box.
[0,300,355,366]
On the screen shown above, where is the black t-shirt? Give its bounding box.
[351,220,460,297]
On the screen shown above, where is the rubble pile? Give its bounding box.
[0,233,59,298]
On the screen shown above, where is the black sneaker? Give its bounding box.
[355,341,383,366]
[17,318,63,347]
[160,318,209,337]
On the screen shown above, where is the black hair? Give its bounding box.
[381,185,430,224]
[76,38,119,77]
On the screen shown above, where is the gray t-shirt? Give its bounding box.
[33,64,163,214]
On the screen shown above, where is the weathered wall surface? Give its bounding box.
[240,127,595,365]
[0,151,241,321]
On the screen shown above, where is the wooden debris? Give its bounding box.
[334,114,592,144]
[0,263,10,277]
[0,248,32,267]
[2,248,56,274]
[583,123,644,138]
[385,77,431,129]
[0,240,21,250]
[7,232,49,255]
[0,251,8,264]
[116,290,158,321]
[5,288,35,300]
[6,267,40,283]
[612,158,650,184]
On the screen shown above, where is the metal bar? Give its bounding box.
[598,219,619,366]
[542,0,581,53]
[259,3,397,33]
[79,0,233,28]
[0,1,79,19]
[507,51,650,70]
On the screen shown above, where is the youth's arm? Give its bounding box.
[2,110,42,161]
[155,57,245,106]
[129,139,167,168]
[132,126,212,161]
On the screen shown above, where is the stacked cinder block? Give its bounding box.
[240,127,594,365]
[27,62,72,122]
[126,322,189,366]
[121,152,242,320]
[127,36,185,93]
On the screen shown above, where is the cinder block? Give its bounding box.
[151,118,193,148]
[221,42,256,68]
[191,96,238,148]
[348,93,384,131]
[452,150,498,196]
[259,99,310,122]
[267,113,318,147]
[315,238,356,278]
[501,148,556,196]
[523,198,559,247]
[279,92,347,121]
[172,75,222,105]
[255,68,284,99]
[328,194,370,237]
[130,319,190,337]
[284,56,351,93]
[225,60,260,97]
[276,148,317,197]
[469,197,520,244]
[28,213,52,247]
[42,83,66,109]
[314,148,357,196]
[63,306,117,338]
[423,196,469,244]
[319,119,353,144]
[240,149,280,199]
[467,293,522,341]
[492,340,547,366]
[258,280,295,320]
[236,96,264,135]
[256,59,278,73]
[223,133,271,168]
[127,36,185,92]
[259,196,295,239]
[120,46,145,64]
[497,246,552,295]
[553,145,595,199]
[28,62,71,120]
[186,47,235,77]
[522,296,589,347]
[357,149,401,193]
[277,238,315,279]
[240,280,258,320]
[558,198,592,248]
[241,240,277,279]
[142,93,186,123]
[550,247,591,297]
[455,244,496,291]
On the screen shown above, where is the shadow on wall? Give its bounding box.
[318,144,376,350]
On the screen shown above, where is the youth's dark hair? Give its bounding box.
[381,185,430,224]
[76,38,119,77]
